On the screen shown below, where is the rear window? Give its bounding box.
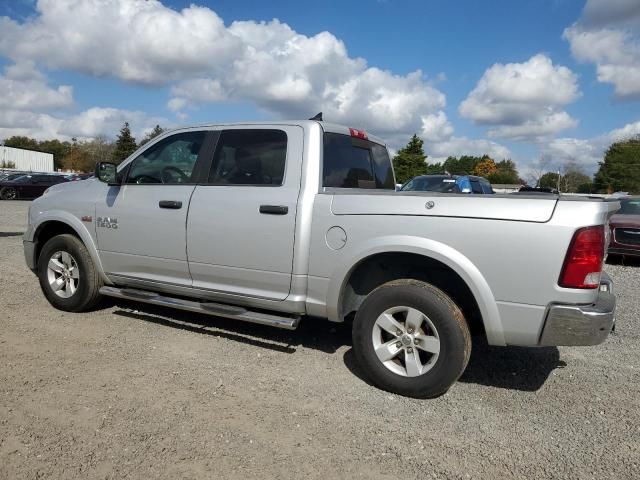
[401,176,460,193]
[322,133,394,189]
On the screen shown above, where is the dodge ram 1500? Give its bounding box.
[24,120,618,397]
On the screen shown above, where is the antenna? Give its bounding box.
[309,112,323,121]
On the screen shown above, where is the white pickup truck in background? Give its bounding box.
[24,120,618,398]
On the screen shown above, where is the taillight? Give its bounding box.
[349,128,368,140]
[558,225,605,289]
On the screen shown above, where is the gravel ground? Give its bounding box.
[1,200,639,479]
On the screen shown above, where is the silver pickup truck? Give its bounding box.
[24,120,618,398]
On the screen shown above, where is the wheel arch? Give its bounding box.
[31,213,110,285]
[327,236,505,346]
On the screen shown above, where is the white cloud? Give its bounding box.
[0,106,170,142]
[0,0,240,85]
[543,119,640,173]
[0,61,73,111]
[0,0,445,138]
[564,0,640,99]
[420,111,454,143]
[459,54,580,140]
[419,111,511,162]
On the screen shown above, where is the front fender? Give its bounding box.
[326,235,506,346]
[29,210,110,285]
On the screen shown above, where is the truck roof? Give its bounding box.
[173,120,388,147]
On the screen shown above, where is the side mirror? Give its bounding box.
[95,162,119,186]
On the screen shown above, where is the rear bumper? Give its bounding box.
[608,246,640,257]
[23,239,37,271]
[539,274,616,346]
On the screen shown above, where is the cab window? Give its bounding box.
[208,129,287,186]
[126,131,206,184]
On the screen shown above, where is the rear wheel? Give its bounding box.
[37,234,103,312]
[0,187,17,200]
[352,279,471,398]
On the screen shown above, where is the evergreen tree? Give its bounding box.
[393,134,428,184]
[112,122,137,164]
[139,124,165,146]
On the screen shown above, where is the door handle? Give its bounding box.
[159,200,182,209]
[259,205,288,215]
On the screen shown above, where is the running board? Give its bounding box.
[99,286,300,330]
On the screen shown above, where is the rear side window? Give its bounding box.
[481,180,494,194]
[323,133,394,189]
[470,179,483,194]
[208,129,287,186]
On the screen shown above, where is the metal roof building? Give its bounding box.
[0,146,54,172]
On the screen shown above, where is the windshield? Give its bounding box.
[619,198,640,215]
[401,176,460,193]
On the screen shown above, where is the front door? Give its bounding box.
[96,130,209,286]
[186,126,303,300]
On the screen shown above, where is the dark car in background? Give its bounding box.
[0,174,68,200]
[400,174,494,194]
[608,196,640,259]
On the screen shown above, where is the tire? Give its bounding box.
[37,234,103,312]
[352,279,471,398]
[0,187,17,200]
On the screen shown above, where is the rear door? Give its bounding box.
[186,126,303,300]
[95,130,210,285]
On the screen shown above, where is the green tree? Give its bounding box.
[3,136,40,151]
[112,122,137,164]
[539,172,560,190]
[443,155,481,175]
[139,124,165,146]
[594,136,640,194]
[38,139,72,170]
[562,169,592,193]
[576,182,594,194]
[488,159,520,184]
[425,162,443,174]
[392,134,428,184]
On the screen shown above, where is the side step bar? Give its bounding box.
[99,286,301,330]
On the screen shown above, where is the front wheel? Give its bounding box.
[37,234,103,312]
[0,187,17,200]
[352,279,471,398]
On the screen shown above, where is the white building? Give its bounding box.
[0,145,54,172]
